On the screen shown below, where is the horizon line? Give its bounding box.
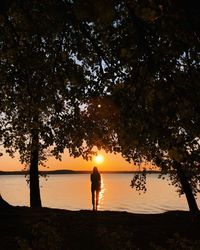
[0,169,161,175]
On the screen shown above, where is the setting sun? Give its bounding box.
[94,154,104,165]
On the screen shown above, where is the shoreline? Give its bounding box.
[0,170,161,175]
[0,205,200,249]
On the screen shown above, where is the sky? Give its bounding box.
[0,149,136,172]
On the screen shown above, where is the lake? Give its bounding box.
[0,173,199,213]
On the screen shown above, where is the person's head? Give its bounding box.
[93,166,98,173]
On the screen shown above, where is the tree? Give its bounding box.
[1,0,199,212]
[84,0,200,212]
[0,0,116,207]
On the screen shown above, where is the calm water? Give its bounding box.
[0,174,200,213]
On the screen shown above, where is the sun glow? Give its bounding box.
[94,154,104,165]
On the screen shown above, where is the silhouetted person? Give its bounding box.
[90,166,101,211]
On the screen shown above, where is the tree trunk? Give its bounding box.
[29,128,41,208]
[175,162,199,213]
[0,194,12,209]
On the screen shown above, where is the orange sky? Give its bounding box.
[0,149,136,172]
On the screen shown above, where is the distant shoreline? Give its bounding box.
[0,169,161,175]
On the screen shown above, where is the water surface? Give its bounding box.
[0,173,199,213]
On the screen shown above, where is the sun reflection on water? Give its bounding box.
[99,175,105,209]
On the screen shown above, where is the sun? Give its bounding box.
[94,154,104,165]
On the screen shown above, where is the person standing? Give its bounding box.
[90,166,101,211]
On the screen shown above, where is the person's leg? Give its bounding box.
[91,189,95,210]
[96,190,99,210]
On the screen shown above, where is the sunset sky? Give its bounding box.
[0,149,135,172]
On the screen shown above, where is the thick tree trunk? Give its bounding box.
[29,129,41,208]
[175,162,199,213]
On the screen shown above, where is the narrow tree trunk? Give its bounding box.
[29,129,41,208]
[175,162,199,213]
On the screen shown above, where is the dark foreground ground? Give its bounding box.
[0,205,200,250]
